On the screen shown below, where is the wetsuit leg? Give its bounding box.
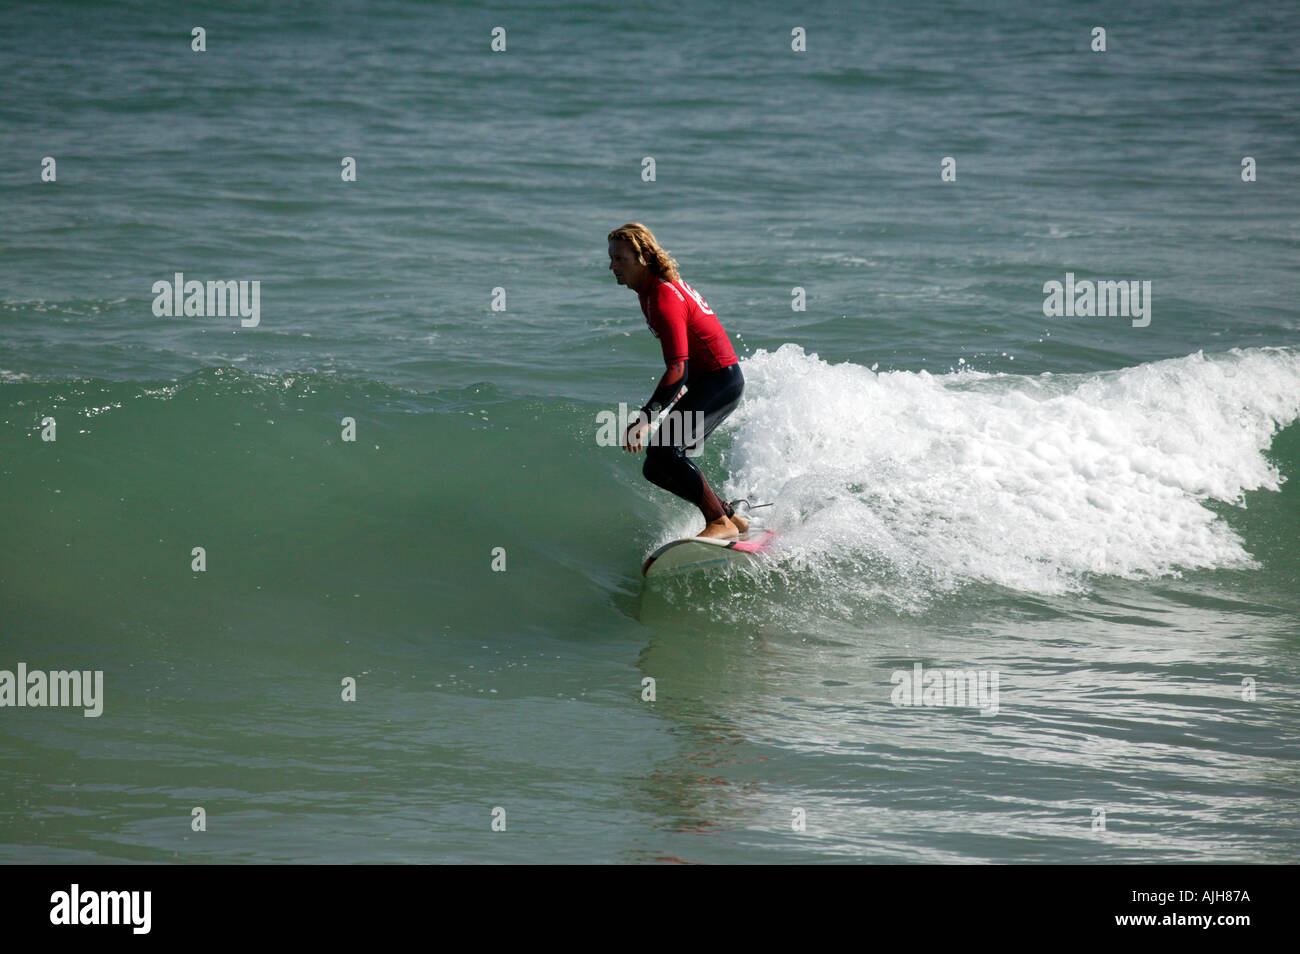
[642,363,744,521]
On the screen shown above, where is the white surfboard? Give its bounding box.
[642,530,775,578]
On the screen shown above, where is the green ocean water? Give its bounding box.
[2,0,1299,863]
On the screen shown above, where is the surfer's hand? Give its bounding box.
[624,420,649,453]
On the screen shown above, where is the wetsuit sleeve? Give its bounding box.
[640,285,691,418]
[640,358,689,419]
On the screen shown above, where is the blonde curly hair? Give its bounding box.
[606,222,681,282]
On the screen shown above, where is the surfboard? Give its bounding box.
[641,530,775,578]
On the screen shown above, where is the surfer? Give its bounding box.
[608,222,749,540]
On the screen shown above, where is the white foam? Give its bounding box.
[719,345,1300,604]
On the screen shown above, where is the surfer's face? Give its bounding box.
[609,240,650,291]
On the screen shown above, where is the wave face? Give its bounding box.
[4,346,1297,634]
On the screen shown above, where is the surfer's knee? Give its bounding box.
[643,444,691,493]
[642,446,670,483]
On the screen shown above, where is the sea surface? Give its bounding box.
[2,0,1298,863]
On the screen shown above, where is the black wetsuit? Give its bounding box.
[642,362,744,521]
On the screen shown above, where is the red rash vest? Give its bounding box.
[638,277,739,373]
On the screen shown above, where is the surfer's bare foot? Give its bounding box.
[698,516,740,540]
[721,502,748,533]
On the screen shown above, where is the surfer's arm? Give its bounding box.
[640,358,688,419]
[623,358,687,454]
[641,298,690,418]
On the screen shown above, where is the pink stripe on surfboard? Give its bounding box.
[729,531,775,553]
